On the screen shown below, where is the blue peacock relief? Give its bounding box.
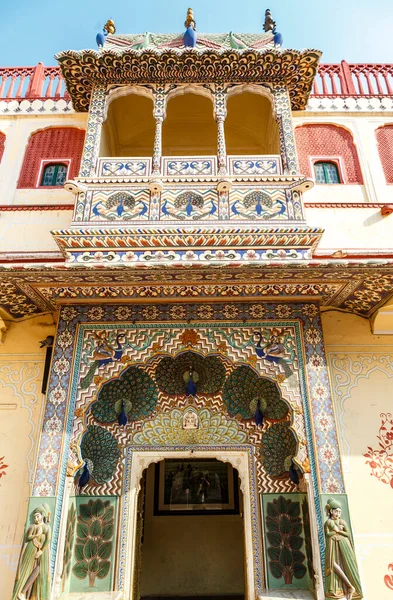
[231,190,287,220]
[92,191,148,221]
[92,366,158,426]
[161,191,217,220]
[155,351,226,396]
[222,365,289,423]
[75,425,120,488]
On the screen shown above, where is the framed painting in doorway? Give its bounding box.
[154,458,240,516]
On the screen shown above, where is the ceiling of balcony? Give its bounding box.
[101,90,280,158]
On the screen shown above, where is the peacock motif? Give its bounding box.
[254,329,294,380]
[80,332,126,390]
[260,422,297,477]
[222,365,288,421]
[155,351,226,395]
[92,366,158,424]
[77,425,120,484]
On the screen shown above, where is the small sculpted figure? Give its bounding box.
[324,498,363,599]
[12,504,51,600]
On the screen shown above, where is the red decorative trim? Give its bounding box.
[17,128,85,189]
[0,205,74,211]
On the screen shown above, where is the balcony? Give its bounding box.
[95,155,283,181]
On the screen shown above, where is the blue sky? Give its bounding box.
[1,0,392,66]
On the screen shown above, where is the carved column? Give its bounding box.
[214,85,228,176]
[79,84,107,177]
[152,86,166,175]
[273,86,300,175]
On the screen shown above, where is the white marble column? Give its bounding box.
[214,85,228,176]
[152,86,166,175]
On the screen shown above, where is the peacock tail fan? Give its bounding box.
[80,360,100,390]
[223,365,288,420]
[80,425,120,484]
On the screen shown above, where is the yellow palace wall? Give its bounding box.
[322,310,393,600]
[0,314,56,600]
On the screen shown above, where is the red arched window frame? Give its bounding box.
[376,125,393,184]
[17,127,85,189]
[0,132,5,164]
[295,124,363,184]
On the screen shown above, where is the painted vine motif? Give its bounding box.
[73,499,114,588]
[0,455,8,478]
[62,503,76,591]
[384,563,393,590]
[363,413,393,487]
[265,496,307,584]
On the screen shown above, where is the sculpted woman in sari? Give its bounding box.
[324,498,363,600]
[12,504,51,600]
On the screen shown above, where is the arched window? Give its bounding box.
[41,163,68,187]
[0,132,5,163]
[376,125,393,184]
[17,127,85,188]
[314,161,341,184]
[295,124,363,184]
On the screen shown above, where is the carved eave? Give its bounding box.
[51,225,324,265]
[55,47,322,112]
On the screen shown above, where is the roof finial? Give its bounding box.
[263,9,283,48]
[184,8,197,48]
[263,9,276,33]
[104,20,116,35]
[96,19,116,49]
[185,8,196,30]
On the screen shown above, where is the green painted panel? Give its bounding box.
[68,496,118,594]
[262,493,313,591]
[60,497,77,595]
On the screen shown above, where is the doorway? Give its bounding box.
[122,450,259,600]
[138,458,245,599]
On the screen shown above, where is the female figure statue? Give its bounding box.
[324,498,363,599]
[12,504,51,600]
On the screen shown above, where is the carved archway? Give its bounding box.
[120,447,262,600]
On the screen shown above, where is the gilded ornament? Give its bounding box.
[104,19,116,35]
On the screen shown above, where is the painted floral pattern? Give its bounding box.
[364,413,393,487]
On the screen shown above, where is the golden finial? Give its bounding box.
[185,8,196,30]
[104,19,116,35]
[263,9,276,33]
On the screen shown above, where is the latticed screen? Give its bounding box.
[41,163,67,186]
[314,161,340,184]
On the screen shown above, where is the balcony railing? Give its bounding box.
[312,62,393,97]
[0,63,68,100]
[1,62,392,102]
[96,155,283,179]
